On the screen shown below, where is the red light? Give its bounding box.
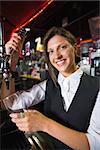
[15,0,54,32]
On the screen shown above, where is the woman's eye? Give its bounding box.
[48,49,54,54]
[61,45,68,49]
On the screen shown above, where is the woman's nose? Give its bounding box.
[54,50,62,59]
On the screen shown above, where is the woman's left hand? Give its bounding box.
[9,110,48,132]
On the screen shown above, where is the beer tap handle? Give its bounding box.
[8,28,28,72]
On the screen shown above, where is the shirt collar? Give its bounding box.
[58,68,83,85]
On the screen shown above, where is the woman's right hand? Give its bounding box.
[5,32,25,71]
[5,32,23,55]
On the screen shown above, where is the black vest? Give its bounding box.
[42,73,99,149]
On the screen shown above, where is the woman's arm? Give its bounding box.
[10,91,100,150]
[1,33,23,99]
[45,116,90,150]
[11,80,47,110]
[86,91,100,150]
[10,109,90,150]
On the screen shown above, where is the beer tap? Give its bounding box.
[0,27,29,90]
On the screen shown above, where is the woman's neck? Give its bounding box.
[62,65,78,77]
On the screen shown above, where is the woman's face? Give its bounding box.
[47,35,76,76]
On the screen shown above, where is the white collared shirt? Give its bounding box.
[11,69,100,149]
[58,69,83,111]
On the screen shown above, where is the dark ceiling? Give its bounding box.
[0,1,99,43]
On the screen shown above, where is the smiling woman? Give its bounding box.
[1,1,100,149]
[2,26,99,149]
[43,27,78,83]
[47,35,76,77]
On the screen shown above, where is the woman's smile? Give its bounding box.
[48,35,76,76]
[56,59,66,67]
